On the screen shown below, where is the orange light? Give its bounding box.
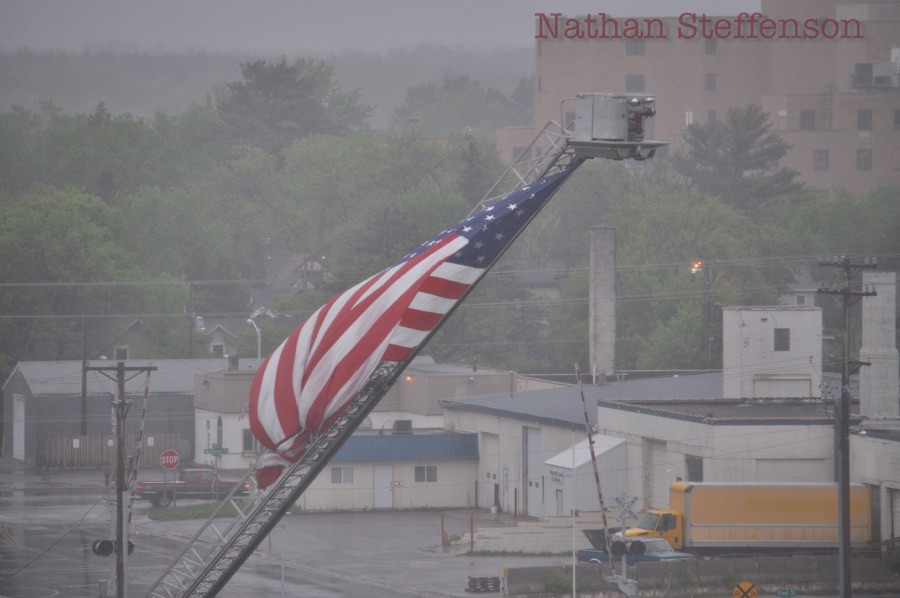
[691,260,704,273]
[405,375,413,382]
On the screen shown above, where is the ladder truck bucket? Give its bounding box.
[566,93,666,161]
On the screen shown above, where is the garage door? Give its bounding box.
[524,427,542,518]
[482,433,499,508]
[643,438,668,509]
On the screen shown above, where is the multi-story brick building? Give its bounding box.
[498,0,899,195]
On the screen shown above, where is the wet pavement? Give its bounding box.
[0,459,567,597]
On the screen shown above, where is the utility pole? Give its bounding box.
[81,315,88,436]
[692,260,712,367]
[86,362,157,598]
[817,255,876,598]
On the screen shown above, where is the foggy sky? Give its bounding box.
[1,0,761,55]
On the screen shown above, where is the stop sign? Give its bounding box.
[160,449,180,470]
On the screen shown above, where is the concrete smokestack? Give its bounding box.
[589,226,616,380]
[859,271,899,418]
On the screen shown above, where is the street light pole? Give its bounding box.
[247,318,261,359]
[817,255,876,598]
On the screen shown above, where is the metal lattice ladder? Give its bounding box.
[470,120,582,215]
[147,363,399,598]
[146,109,663,597]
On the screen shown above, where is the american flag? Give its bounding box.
[249,167,574,461]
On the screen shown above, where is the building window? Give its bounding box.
[414,465,438,483]
[796,295,807,306]
[704,73,716,92]
[211,343,225,357]
[774,328,790,352]
[685,455,704,482]
[856,149,872,171]
[799,110,816,131]
[857,109,873,131]
[813,149,829,171]
[707,110,717,124]
[114,345,129,360]
[625,74,645,93]
[331,466,354,484]
[705,38,716,54]
[242,429,255,452]
[625,38,645,55]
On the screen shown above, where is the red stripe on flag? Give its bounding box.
[399,308,443,331]
[303,237,457,382]
[300,281,370,389]
[419,275,469,299]
[382,343,414,363]
[272,325,304,441]
[301,238,458,438]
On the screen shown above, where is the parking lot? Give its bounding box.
[0,462,567,597]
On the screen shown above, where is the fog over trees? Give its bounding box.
[0,46,897,383]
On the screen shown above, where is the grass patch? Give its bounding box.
[147,500,253,521]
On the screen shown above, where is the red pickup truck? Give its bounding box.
[135,468,253,507]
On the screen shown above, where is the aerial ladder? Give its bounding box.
[146,92,664,598]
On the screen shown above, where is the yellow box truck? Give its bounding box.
[622,482,873,554]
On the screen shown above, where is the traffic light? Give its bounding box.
[92,539,134,556]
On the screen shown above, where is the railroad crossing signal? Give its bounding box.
[734,581,758,598]
[614,494,639,522]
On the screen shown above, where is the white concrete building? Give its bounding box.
[543,435,626,518]
[441,391,596,519]
[723,306,823,399]
[296,430,479,511]
[595,396,836,510]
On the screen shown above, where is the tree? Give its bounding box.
[0,105,43,201]
[0,188,181,362]
[608,184,779,370]
[392,75,530,138]
[670,104,803,213]
[0,102,205,203]
[216,57,372,155]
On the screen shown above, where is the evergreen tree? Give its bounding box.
[216,57,372,155]
[670,104,803,213]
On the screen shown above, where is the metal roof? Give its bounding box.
[545,435,625,469]
[441,371,860,427]
[332,430,478,463]
[4,358,264,396]
[439,372,727,428]
[598,398,846,427]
